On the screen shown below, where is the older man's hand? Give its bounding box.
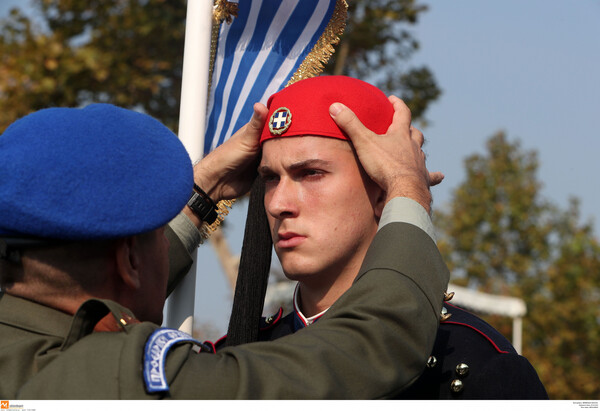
[329,96,443,213]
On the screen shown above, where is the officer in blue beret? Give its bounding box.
[0,101,450,399]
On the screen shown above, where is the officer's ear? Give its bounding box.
[114,236,142,290]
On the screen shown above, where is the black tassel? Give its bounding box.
[225,176,272,346]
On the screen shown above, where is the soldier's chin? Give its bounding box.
[281,267,316,283]
[281,266,335,286]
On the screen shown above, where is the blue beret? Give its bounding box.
[0,104,193,240]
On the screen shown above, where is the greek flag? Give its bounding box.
[204,0,343,155]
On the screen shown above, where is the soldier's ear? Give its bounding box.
[374,188,386,219]
[362,167,385,220]
[114,236,141,290]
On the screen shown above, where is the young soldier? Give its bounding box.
[216,76,548,399]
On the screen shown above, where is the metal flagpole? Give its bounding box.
[165,0,214,334]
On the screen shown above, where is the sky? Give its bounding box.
[2,0,599,338]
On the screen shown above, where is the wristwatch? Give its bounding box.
[187,184,218,224]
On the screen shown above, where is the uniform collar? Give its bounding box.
[0,292,73,338]
[292,284,329,330]
[0,293,140,343]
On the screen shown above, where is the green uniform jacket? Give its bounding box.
[0,222,449,399]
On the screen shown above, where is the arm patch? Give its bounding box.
[143,328,206,393]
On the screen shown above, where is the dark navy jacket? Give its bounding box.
[398,302,548,399]
[213,302,548,399]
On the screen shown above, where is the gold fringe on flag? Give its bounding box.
[213,0,238,24]
[286,0,348,85]
[209,1,238,101]
[199,199,235,242]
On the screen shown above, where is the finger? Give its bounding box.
[410,126,425,147]
[329,102,373,148]
[249,102,268,132]
[228,103,268,148]
[386,95,412,135]
[429,171,445,186]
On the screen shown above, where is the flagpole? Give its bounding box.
[165,0,214,334]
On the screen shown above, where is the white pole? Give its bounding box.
[513,316,523,354]
[165,0,214,334]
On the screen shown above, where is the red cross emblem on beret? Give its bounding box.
[268,107,292,135]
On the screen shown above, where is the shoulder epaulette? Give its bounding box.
[440,303,516,354]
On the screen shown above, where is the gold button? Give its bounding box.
[440,306,452,321]
[450,379,464,393]
[426,356,437,368]
[444,292,455,301]
[265,316,274,324]
[456,363,469,377]
[120,312,136,325]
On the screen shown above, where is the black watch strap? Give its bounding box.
[187,185,218,224]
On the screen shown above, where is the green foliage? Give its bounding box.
[435,132,600,399]
[324,0,441,121]
[0,0,186,132]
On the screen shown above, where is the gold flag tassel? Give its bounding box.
[209,1,238,94]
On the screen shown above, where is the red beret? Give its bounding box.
[260,76,394,144]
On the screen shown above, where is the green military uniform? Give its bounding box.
[0,222,449,399]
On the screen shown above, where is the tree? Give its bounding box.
[0,0,186,132]
[324,0,441,121]
[435,132,600,399]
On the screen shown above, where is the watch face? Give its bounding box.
[187,192,217,224]
[187,191,200,207]
[269,107,292,135]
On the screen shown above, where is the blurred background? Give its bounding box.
[1,0,598,399]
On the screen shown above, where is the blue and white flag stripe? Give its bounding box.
[204,0,338,155]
